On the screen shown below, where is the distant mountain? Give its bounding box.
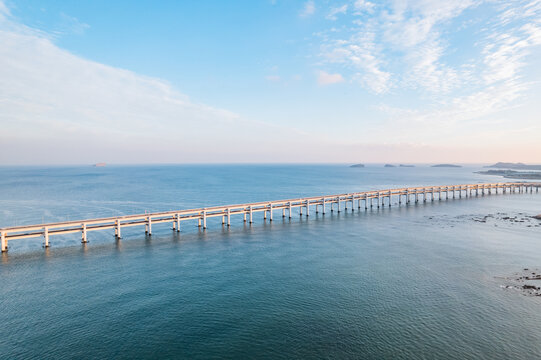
[485,162,541,170]
[477,169,541,180]
[384,164,396,167]
[399,164,415,167]
[350,163,364,168]
[431,164,462,168]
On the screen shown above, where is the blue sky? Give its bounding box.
[0,0,540,164]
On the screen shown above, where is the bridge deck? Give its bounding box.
[1,182,539,252]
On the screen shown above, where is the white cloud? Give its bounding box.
[353,0,375,14]
[317,70,345,85]
[300,0,315,18]
[326,4,348,20]
[265,75,281,82]
[0,4,314,164]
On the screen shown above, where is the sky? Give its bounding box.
[0,0,540,165]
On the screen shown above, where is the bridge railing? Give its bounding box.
[1,182,539,252]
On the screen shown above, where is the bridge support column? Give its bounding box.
[283,208,286,217]
[269,204,273,221]
[306,201,309,217]
[147,217,152,235]
[244,213,247,222]
[44,227,49,248]
[227,208,231,226]
[337,199,341,213]
[82,223,87,243]
[115,219,121,239]
[250,206,253,223]
[203,211,207,229]
[176,214,180,232]
[1,232,7,252]
[322,199,326,214]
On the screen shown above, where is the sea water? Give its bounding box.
[0,165,540,359]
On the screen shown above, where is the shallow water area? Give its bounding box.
[1,165,540,359]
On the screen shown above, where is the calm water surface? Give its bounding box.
[1,165,540,359]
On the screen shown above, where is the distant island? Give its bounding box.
[350,163,364,168]
[399,164,415,167]
[384,164,396,167]
[485,162,541,170]
[94,163,106,167]
[476,169,541,180]
[431,164,462,168]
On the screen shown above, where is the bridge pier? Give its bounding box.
[44,227,49,248]
[203,211,207,229]
[176,214,180,232]
[82,223,87,243]
[115,219,121,238]
[1,232,7,252]
[227,208,231,226]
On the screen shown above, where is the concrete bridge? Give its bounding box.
[1,182,539,252]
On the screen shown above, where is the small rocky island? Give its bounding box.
[350,163,365,168]
[399,164,415,167]
[384,164,396,167]
[431,164,462,168]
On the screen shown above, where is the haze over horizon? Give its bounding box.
[1,0,540,165]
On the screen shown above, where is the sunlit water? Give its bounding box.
[1,165,540,359]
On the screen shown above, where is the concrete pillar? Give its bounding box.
[1,231,7,252]
[283,208,286,217]
[306,201,309,217]
[358,197,361,209]
[269,204,273,221]
[288,203,292,218]
[377,193,380,208]
[389,191,392,207]
[115,219,121,239]
[323,198,326,214]
[198,218,201,227]
[250,206,253,223]
[244,213,247,222]
[338,199,341,213]
[370,197,373,208]
[176,214,180,232]
[82,223,87,243]
[203,211,207,229]
[365,195,368,209]
[227,208,231,226]
[44,227,49,248]
[147,217,152,235]
[431,187,435,202]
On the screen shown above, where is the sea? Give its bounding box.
[0,164,540,359]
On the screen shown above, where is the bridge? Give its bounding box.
[1,182,539,252]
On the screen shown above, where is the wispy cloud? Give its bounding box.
[300,0,315,18]
[317,70,344,85]
[326,4,348,20]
